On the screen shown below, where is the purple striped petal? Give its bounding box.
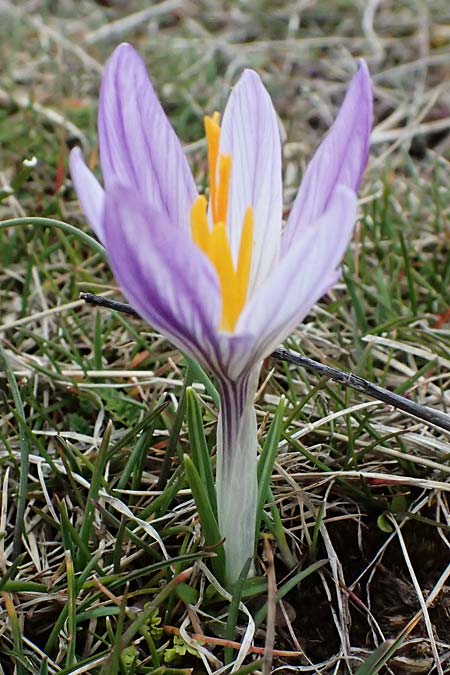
[102,184,221,368]
[282,61,372,253]
[98,43,198,230]
[219,69,282,293]
[70,147,105,241]
[237,186,357,367]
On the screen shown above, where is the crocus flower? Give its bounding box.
[70,43,372,584]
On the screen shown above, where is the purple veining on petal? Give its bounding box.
[98,43,198,231]
[282,61,372,253]
[214,331,257,382]
[102,183,221,370]
[237,186,358,366]
[214,204,350,382]
[216,375,248,460]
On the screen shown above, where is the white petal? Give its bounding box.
[219,70,283,294]
[237,186,358,361]
[70,147,105,241]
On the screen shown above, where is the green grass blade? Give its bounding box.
[44,550,104,654]
[2,591,25,675]
[78,419,113,567]
[186,387,217,517]
[54,652,109,675]
[255,396,285,546]
[264,488,296,569]
[107,402,168,459]
[108,590,129,675]
[140,467,184,520]
[56,499,104,575]
[65,550,77,668]
[0,343,31,558]
[156,374,190,492]
[231,659,264,674]
[309,501,325,562]
[254,559,327,626]
[93,310,104,369]
[1,581,47,593]
[344,270,368,333]
[224,557,252,665]
[398,231,417,316]
[38,659,49,675]
[117,426,154,491]
[0,216,106,259]
[183,354,219,407]
[354,639,397,675]
[183,454,225,581]
[0,554,26,591]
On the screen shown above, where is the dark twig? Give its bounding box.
[273,349,450,433]
[80,292,450,433]
[81,292,140,317]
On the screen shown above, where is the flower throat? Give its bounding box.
[190,113,254,333]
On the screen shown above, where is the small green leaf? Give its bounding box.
[377,513,393,533]
[144,607,163,638]
[121,646,139,672]
[164,635,201,664]
[175,582,199,605]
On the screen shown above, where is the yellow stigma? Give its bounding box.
[190,113,254,333]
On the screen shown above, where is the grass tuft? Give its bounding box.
[1,0,450,672]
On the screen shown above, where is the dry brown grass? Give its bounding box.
[1,1,450,673]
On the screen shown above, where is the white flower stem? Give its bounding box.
[216,367,260,585]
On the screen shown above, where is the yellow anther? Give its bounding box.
[190,114,254,333]
[190,195,210,255]
[236,208,254,304]
[215,154,231,224]
[204,114,221,216]
[209,222,238,333]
